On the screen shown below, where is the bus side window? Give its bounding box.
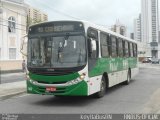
[111,36,117,58]
[118,39,123,57]
[100,32,109,58]
[125,41,129,57]
[133,43,137,57]
[135,44,138,57]
[116,38,119,57]
[130,43,133,57]
[123,40,125,57]
[128,42,131,57]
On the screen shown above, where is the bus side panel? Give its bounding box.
[88,57,138,94]
[88,75,102,95]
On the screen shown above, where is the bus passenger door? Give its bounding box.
[87,28,101,95]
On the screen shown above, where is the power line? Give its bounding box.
[0,23,26,31]
[0,18,26,27]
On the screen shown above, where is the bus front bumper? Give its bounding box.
[27,79,88,96]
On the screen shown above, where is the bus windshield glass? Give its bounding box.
[28,35,86,68]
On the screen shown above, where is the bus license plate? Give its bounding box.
[46,87,56,92]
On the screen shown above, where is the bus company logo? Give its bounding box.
[47,69,55,71]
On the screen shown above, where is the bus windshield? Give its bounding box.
[28,35,86,68]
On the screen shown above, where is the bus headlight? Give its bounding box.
[67,73,86,86]
[79,73,86,80]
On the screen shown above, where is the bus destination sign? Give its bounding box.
[37,25,74,33]
[29,22,84,34]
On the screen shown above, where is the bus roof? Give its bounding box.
[29,20,137,44]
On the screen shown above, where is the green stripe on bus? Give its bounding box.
[89,57,137,77]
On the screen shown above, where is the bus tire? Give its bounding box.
[94,76,106,98]
[124,69,131,85]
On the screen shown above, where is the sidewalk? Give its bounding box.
[0,81,26,100]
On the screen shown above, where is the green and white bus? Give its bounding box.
[26,20,138,98]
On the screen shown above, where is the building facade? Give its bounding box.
[0,0,27,71]
[111,20,127,36]
[130,33,134,40]
[134,14,141,42]
[141,0,159,58]
[27,6,48,26]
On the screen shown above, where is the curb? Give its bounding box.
[0,81,26,100]
[0,89,26,100]
[0,90,26,100]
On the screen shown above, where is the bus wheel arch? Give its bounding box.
[129,68,131,78]
[94,72,108,98]
[103,72,109,88]
[124,68,131,85]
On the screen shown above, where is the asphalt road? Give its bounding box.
[0,67,160,114]
[0,73,25,84]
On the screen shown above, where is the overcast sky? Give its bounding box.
[25,0,141,35]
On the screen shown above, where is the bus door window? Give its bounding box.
[87,28,99,71]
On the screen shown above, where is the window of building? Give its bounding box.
[100,32,110,57]
[8,16,16,33]
[9,48,16,60]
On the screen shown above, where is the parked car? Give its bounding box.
[142,58,151,63]
[151,58,159,64]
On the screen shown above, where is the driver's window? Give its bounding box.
[87,28,99,71]
[87,28,98,59]
[89,38,98,59]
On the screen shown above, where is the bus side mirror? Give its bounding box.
[20,35,28,57]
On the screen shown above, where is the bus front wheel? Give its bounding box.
[94,76,106,98]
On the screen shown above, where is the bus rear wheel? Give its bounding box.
[94,76,106,98]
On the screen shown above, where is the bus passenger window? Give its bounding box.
[118,39,123,57]
[128,42,131,57]
[130,43,133,57]
[133,44,137,57]
[100,33,109,57]
[111,36,117,57]
[125,41,129,57]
